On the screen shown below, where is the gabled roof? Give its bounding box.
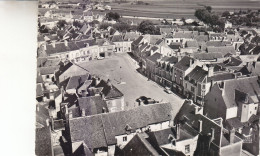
[186,40,198,48]
[96,39,115,46]
[146,53,162,63]
[165,56,178,64]
[69,102,173,148]
[193,52,224,60]
[36,84,43,97]
[55,62,73,78]
[206,41,226,47]
[174,56,192,71]
[66,74,89,90]
[78,96,108,116]
[224,56,242,66]
[110,35,123,42]
[38,66,59,75]
[222,76,260,108]
[185,66,207,83]
[173,32,193,38]
[132,36,144,45]
[168,42,182,50]
[207,46,236,55]
[96,80,123,99]
[155,39,164,45]
[79,24,89,34]
[195,35,209,42]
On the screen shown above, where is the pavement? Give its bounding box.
[78,53,185,117]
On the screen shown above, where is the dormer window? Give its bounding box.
[123,136,127,142]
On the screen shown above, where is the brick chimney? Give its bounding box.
[81,109,85,117]
[52,42,56,48]
[176,124,181,140]
[69,110,73,119]
[229,128,235,144]
[208,66,214,77]
[198,120,203,132]
[64,40,68,47]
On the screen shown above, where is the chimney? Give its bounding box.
[176,124,181,140]
[198,120,202,132]
[64,104,68,115]
[211,128,215,141]
[81,109,85,117]
[177,55,182,62]
[208,66,214,77]
[195,106,203,115]
[189,58,194,67]
[102,107,107,113]
[69,110,73,119]
[229,128,235,144]
[43,44,47,50]
[50,117,54,130]
[64,40,68,47]
[78,76,82,86]
[82,90,87,97]
[61,86,64,102]
[52,42,56,48]
[107,79,112,87]
[95,77,101,86]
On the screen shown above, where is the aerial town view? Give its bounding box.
[36,0,260,155]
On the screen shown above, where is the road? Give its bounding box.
[78,53,185,117]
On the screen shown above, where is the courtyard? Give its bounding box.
[78,53,185,117]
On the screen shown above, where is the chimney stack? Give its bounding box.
[189,58,194,67]
[64,104,68,115]
[82,90,87,97]
[211,128,215,141]
[43,44,47,51]
[81,109,85,117]
[198,120,203,132]
[52,42,56,48]
[69,110,73,119]
[208,66,214,77]
[229,128,235,144]
[176,124,181,140]
[64,40,68,47]
[177,55,182,62]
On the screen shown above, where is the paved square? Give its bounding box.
[78,53,185,116]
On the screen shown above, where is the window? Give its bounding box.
[191,86,195,92]
[185,145,190,153]
[244,105,246,108]
[46,75,50,78]
[123,136,127,142]
[255,107,257,110]
[202,84,205,90]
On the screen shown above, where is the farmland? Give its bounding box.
[100,0,260,19]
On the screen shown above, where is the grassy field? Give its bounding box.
[105,0,260,19]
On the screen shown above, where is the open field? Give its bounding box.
[78,53,185,116]
[102,0,260,19]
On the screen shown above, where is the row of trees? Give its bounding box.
[195,6,225,32]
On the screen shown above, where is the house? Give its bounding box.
[172,56,202,95]
[109,35,125,52]
[183,66,208,104]
[64,74,90,94]
[204,76,260,122]
[83,10,93,22]
[146,53,163,81]
[155,56,178,88]
[95,79,124,112]
[38,66,59,82]
[120,125,199,156]
[55,62,89,84]
[96,38,115,58]
[64,102,175,155]
[180,40,199,53]
[175,101,243,156]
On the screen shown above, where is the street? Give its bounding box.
[78,53,185,117]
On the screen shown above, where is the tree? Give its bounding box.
[137,20,159,35]
[205,6,212,13]
[113,22,130,32]
[222,11,230,18]
[106,12,120,21]
[57,20,67,29]
[99,23,112,30]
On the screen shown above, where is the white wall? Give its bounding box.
[226,107,238,120]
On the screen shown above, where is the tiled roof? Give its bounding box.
[79,24,89,33]
[222,76,260,108]
[45,42,71,55]
[224,57,242,66]
[207,46,236,55]
[36,84,43,97]
[226,117,244,130]
[155,39,164,45]
[75,39,97,48]
[132,36,144,45]
[185,66,207,83]
[38,66,59,75]
[151,46,159,52]
[77,96,108,116]
[35,127,52,156]
[37,71,43,84]
[69,115,107,149]
[69,102,173,147]
[174,56,192,71]
[168,42,182,50]
[208,73,235,82]
[173,32,193,38]
[194,35,209,42]
[123,32,140,41]
[186,40,198,48]
[96,80,123,99]
[146,53,162,63]
[110,35,124,42]
[165,56,178,64]
[206,41,226,47]
[66,74,89,90]
[193,52,224,60]
[96,39,115,46]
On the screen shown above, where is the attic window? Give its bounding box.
[123,136,127,142]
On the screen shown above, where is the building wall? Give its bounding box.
[105,97,124,112]
[176,135,199,156]
[55,94,62,112]
[226,107,238,120]
[71,141,83,153]
[58,65,89,83]
[149,121,170,131]
[204,85,227,120]
[42,74,55,82]
[115,133,136,148]
[241,103,258,122]
[220,141,242,156]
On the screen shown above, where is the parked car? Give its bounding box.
[164,87,173,94]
